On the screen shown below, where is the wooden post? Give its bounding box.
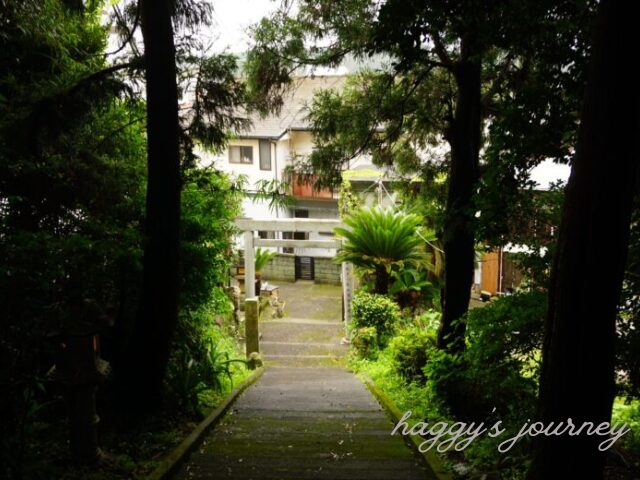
[244,230,255,298]
[244,298,259,368]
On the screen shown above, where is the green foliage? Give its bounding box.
[172,167,246,417]
[254,247,277,273]
[350,291,402,347]
[464,290,546,372]
[182,53,250,164]
[301,71,451,189]
[389,268,437,311]
[388,323,436,383]
[350,326,378,358]
[251,178,296,212]
[180,168,242,311]
[476,182,565,290]
[167,299,248,418]
[349,346,442,435]
[0,3,148,475]
[0,2,248,476]
[338,179,361,218]
[335,206,428,293]
[427,292,545,421]
[612,398,640,452]
[351,293,546,478]
[336,206,426,267]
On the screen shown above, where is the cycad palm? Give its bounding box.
[335,206,427,294]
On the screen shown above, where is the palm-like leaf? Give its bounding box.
[335,206,428,271]
[255,247,277,273]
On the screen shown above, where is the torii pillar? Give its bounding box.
[244,230,256,298]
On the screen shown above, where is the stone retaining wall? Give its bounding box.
[259,254,342,285]
[260,253,295,282]
[314,257,341,285]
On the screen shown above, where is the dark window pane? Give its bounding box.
[241,146,253,163]
[259,140,271,170]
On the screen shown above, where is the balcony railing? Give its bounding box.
[290,174,336,200]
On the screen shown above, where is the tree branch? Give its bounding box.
[481,52,520,109]
[430,30,455,68]
[105,2,141,57]
[71,58,144,94]
[95,116,146,148]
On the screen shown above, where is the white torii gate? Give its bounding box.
[234,217,344,298]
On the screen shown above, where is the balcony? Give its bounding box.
[290,174,336,200]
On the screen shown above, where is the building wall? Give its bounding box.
[479,250,525,295]
[207,138,283,185]
[480,251,500,295]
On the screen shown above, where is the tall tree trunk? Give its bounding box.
[374,264,389,295]
[437,51,482,352]
[119,0,181,408]
[527,2,638,478]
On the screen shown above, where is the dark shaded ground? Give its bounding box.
[173,281,435,479]
[174,368,432,479]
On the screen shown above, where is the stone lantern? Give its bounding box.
[47,299,111,464]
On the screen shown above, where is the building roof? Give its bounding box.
[238,76,347,139]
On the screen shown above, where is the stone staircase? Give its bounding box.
[259,317,348,367]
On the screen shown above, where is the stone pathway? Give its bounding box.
[173,281,435,479]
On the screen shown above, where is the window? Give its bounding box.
[293,209,309,240]
[259,140,271,170]
[258,231,275,239]
[282,231,294,254]
[229,145,253,164]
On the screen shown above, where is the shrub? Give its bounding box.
[166,298,247,417]
[612,398,640,452]
[425,291,546,421]
[351,326,378,358]
[464,289,546,367]
[389,324,436,383]
[350,291,401,346]
[389,268,438,312]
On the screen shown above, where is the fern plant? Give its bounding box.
[335,206,428,294]
[254,247,277,274]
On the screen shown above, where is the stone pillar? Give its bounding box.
[244,297,260,368]
[244,230,255,298]
[342,262,353,324]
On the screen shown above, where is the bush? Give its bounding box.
[425,292,545,422]
[351,326,378,358]
[166,293,247,417]
[350,291,402,346]
[389,324,436,383]
[612,398,640,452]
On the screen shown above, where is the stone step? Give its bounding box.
[263,317,344,325]
[264,355,347,368]
[259,321,346,345]
[261,340,348,358]
[173,367,433,480]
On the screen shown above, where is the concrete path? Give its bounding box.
[173,281,434,479]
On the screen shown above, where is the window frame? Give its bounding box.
[229,145,254,164]
[259,140,272,171]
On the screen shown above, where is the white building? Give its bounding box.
[198,75,384,263]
